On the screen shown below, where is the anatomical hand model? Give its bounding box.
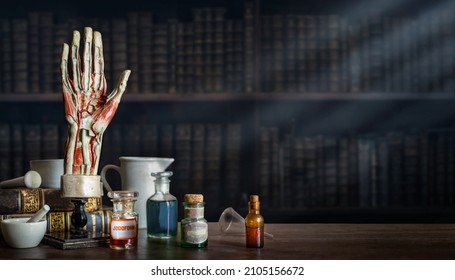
[61,27,130,175]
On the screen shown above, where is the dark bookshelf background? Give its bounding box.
[0,0,454,223]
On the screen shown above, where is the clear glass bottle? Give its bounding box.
[147,171,177,238]
[245,194,264,248]
[180,194,208,248]
[108,190,139,250]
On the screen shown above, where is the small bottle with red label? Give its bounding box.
[108,190,139,250]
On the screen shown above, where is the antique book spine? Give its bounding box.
[202,8,214,93]
[258,127,270,207]
[141,124,159,157]
[302,135,317,208]
[99,19,113,90]
[122,124,141,157]
[366,10,385,93]
[192,8,205,93]
[39,12,54,94]
[159,124,174,158]
[377,135,389,208]
[382,16,393,93]
[347,135,359,207]
[152,23,169,93]
[271,15,285,93]
[434,130,448,206]
[339,17,350,93]
[183,22,195,94]
[12,18,28,94]
[176,22,186,94]
[390,17,403,92]
[337,136,350,207]
[167,19,178,94]
[279,132,292,208]
[27,12,40,94]
[212,8,226,93]
[347,18,363,93]
[369,135,379,208]
[0,124,11,181]
[419,130,429,206]
[138,12,154,93]
[243,1,255,93]
[53,21,68,93]
[323,135,339,207]
[225,19,244,94]
[0,188,101,215]
[401,16,413,93]
[427,11,442,92]
[293,136,305,208]
[0,209,112,234]
[269,127,280,208]
[1,19,13,93]
[11,124,24,178]
[111,19,128,90]
[357,134,373,208]
[295,15,307,93]
[284,15,297,93]
[41,124,60,159]
[327,15,343,93]
[447,129,455,206]
[204,124,222,213]
[224,123,242,208]
[233,20,245,93]
[127,12,140,94]
[24,124,41,164]
[403,131,421,207]
[224,19,235,93]
[191,123,205,194]
[440,10,455,93]
[305,16,319,92]
[174,124,192,200]
[317,15,329,93]
[386,131,404,207]
[260,15,272,93]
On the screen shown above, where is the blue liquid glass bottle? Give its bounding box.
[146,171,177,238]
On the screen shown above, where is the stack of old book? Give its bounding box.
[0,187,111,234]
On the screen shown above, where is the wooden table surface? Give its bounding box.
[1,223,455,260]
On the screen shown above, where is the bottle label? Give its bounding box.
[110,218,137,240]
[181,221,208,244]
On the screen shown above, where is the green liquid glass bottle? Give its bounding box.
[146,171,178,238]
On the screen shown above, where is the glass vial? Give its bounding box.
[108,190,139,250]
[245,194,264,248]
[180,194,208,248]
[147,171,177,238]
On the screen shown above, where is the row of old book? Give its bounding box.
[0,188,111,234]
[1,5,454,95]
[0,122,244,218]
[258,126,455,210]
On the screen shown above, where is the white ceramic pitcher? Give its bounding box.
[100,157,174,229]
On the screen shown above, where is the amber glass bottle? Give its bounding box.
[245,195,264,248]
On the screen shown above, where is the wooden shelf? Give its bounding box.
[0,92,453,103]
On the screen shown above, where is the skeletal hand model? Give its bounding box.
[61,27,130,175]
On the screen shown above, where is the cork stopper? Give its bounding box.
[184,194,204,203]
[249,195,259,202]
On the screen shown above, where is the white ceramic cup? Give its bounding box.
[100,157,174,229]
[29,159,64,189]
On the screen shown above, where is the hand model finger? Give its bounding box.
[93,31,105,92]
[71,30,82,91]
[108,70,131,103]
[82,27,93,93]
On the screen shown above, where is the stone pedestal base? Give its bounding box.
[60,174,102,198]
